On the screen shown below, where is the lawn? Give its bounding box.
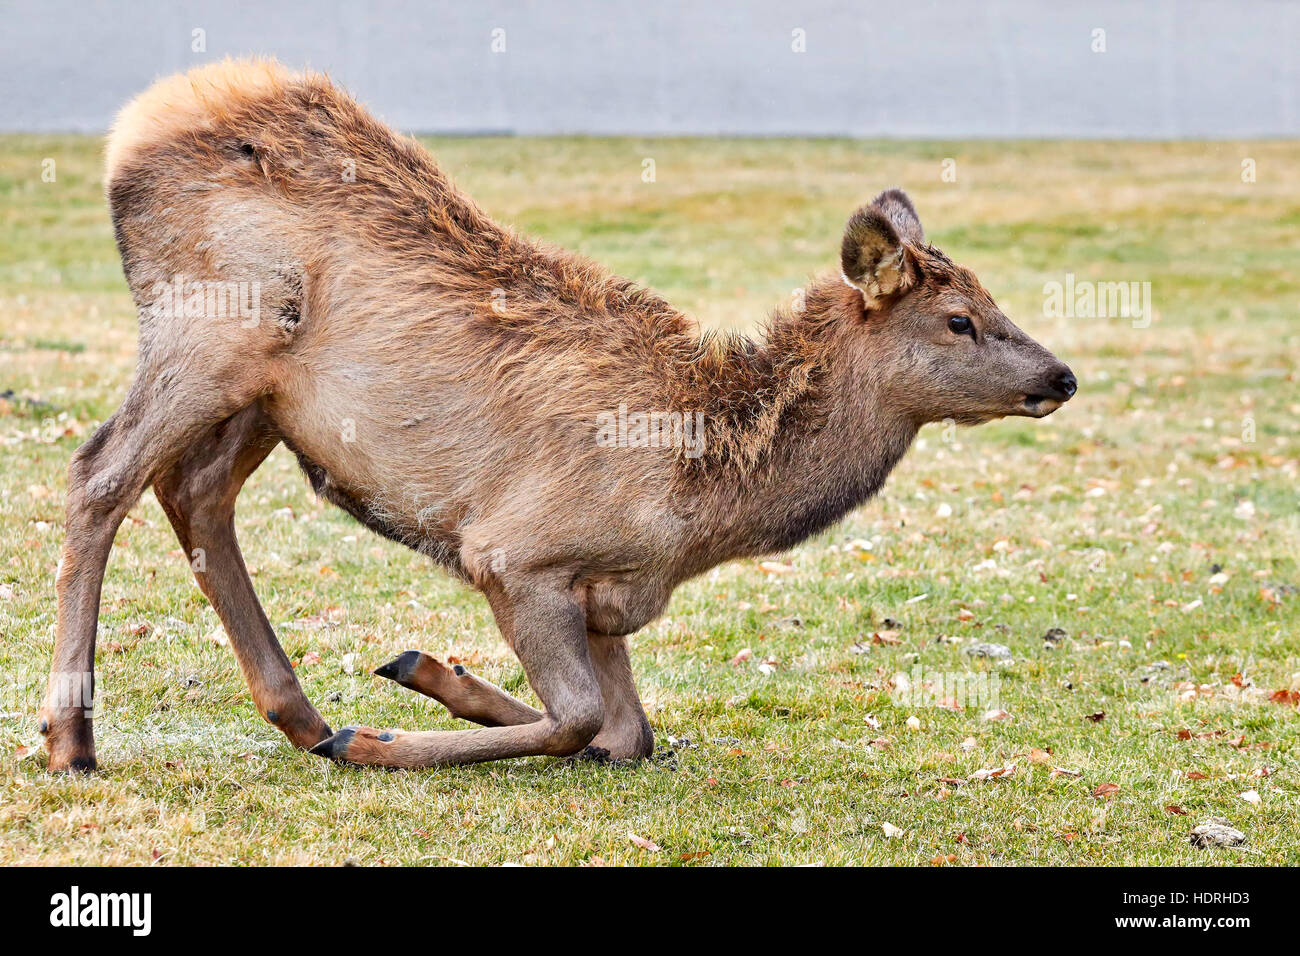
[0,134,1297,865]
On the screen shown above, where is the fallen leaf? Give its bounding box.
[1028,747,1052,764]
[1240,789,1261,807]
[970,764,1017,781]
[1165,804,1188,815]
[1091,782,1120,799]
[982,708,1012,722]
[679,850,710,861]
[627,833,661,852]
[729,647,752,666]
[1050,766,1083,779]
[881,822,903,839]
[1084,711,1106,722]
[1184,771,1208,780]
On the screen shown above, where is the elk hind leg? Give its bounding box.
[153,406,331,749]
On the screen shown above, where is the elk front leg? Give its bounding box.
[312,579,603,767]
[374,635,653,760]
[586,634,654,760]
[374,650,542,726]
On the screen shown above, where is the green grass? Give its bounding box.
[1,135,1298,865]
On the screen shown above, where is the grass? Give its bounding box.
[0,134,1298,866]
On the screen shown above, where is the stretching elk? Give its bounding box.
[41,60,1075,772]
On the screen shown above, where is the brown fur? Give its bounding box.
[41,60,1074,771]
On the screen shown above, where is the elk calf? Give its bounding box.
[41,60,1075,771]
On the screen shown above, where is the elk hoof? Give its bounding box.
[374,650,421,684]
[49,753,97,775]
[310,726,357,762]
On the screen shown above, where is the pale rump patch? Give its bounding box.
[104,57,296,183]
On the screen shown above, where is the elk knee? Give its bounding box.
[546,704,604,756]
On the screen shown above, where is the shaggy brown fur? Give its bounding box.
[41,59,1074,771]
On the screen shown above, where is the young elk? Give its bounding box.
[41,60,1075,772]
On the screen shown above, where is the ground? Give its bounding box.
[0,135,1297,866]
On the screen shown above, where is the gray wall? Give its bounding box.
[1,0,1296,137]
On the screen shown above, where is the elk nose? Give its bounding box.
[1056,370,1077,398]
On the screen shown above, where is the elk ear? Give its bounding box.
[841,206,915,309]
[871,188,924,245]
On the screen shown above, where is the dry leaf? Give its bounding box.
[1165,805,1188,815]
[970,764,1017,781]
[983,709,1012,722]
[729,647,752,666]
[1240,789,1261,807]
[1050,766,1083,779]
[758,561,794,575]
[1028,747,1052,764]
[881,822,903,839]
[627,833,661,852]
[1091,782,1120,799]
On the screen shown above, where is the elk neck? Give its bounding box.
[674,282,921,570]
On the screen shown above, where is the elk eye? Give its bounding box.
[948,315,973,336]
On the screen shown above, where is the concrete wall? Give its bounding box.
[1,0,1295,137]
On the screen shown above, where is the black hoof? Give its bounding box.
[53,755,97,775]
[374,650,421,683]
[310,726,356,761]
[574,745,612,764]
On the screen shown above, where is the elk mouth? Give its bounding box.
[1017,393,1065,418]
